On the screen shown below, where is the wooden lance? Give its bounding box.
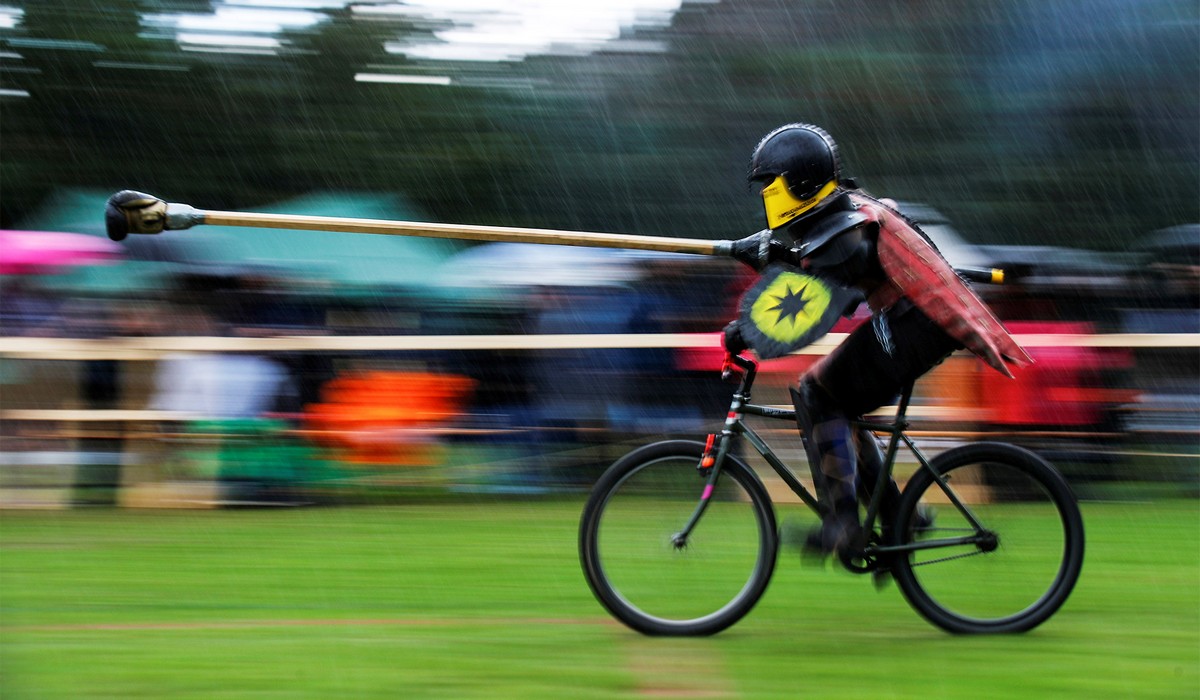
[104,190,1003,283]
[105,190,728,257]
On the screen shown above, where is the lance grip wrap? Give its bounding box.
[714,230,773,270]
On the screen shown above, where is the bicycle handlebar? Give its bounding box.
[721,353,758,387]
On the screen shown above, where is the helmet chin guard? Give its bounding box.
[749,124,843,229]
[761,176,838,229]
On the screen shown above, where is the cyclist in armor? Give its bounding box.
[724,124,1032,557]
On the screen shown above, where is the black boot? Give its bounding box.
[802,423,862,558]
[791,382,862,559]
[804,504,863,556]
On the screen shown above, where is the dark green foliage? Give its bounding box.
[1,0,1196,250]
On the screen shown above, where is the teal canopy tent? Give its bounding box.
[202,192,463,296]
[23,189,461,298]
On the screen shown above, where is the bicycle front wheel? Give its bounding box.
[579,440,778,636]
[892,442,1085,634]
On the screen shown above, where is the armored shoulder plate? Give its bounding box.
[791,209,870,260]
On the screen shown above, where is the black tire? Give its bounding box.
[892,442,1085,634]
[579,440,778,636]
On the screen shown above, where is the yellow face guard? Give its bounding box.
[761,176,838,229]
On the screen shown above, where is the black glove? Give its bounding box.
[726,230,772,271]
[723,321,748,355]
[727,229,811,271]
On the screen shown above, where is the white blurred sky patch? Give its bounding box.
[141,0,684,62]
[370,0,683,62]
[0,5,22,30]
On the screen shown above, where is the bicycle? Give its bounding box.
[579,352,1085,636]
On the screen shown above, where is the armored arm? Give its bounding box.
[715,230,849,273]
[725,222,879,291]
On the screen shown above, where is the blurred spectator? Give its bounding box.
[0,279,62,337]
[143,302,305,505]
[148,304,296,419]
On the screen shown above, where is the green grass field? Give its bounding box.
[2,498,1197,699]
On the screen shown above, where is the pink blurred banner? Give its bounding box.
[0,230,122,275]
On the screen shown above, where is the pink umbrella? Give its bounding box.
[0,230,122,275]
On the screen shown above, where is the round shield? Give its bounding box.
[735,264,861,359]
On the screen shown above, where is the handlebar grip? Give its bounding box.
[721,352,758,384]
[955,267,1006,285]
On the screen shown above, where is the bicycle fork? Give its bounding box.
[670,395,748,549]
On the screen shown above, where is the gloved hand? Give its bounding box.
[723,321,748,355]
[726,230,772,271]
[727,229,806,271]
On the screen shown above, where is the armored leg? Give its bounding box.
[789,385,827,513]
[791,376,861,552]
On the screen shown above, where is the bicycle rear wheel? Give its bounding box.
[892,442,1084,634]
[579,440,778,636]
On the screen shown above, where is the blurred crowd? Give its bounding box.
[0,217,1197,507]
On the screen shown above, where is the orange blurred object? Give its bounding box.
[303,371,475,466]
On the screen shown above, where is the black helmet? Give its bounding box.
[748,124,843,229]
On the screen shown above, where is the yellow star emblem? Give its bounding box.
[749,271,833,343]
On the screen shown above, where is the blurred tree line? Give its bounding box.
[1,0,1196,250]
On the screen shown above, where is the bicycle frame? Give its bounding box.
[690,354,992,564]
[581,351,1083,635]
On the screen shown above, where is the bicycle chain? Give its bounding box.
[905,527,990,567]
[909,549,987,567]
